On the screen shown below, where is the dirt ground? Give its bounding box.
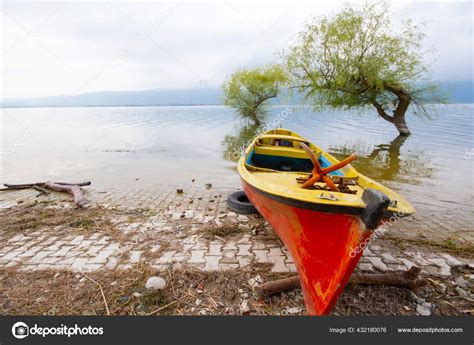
[1,262,472,316]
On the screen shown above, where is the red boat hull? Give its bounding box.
[242,180,371,315]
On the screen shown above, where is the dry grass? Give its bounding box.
[202,225,244,239]
[0,263,300,316]
[386,235,474,256]
[2,263,471,316]
[0,203,152,243]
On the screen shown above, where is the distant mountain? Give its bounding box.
[0,88,224,108]
[1,81,472,108]
[439,81,474,103]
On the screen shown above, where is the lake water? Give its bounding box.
[1,104,473,214]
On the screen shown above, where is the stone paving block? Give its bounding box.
[237,244,252,256]
[71,258,89,271]
[440,254,465,267]
[17,247,41,258]
[386,263,406,271]
[58,257,76,266]
[96,237,110,245]
[357,263,374,271]
[70,236,84,245]
[428,258,451,277]
[208,244,222,256]
[362,248,375,257]
[220,250,237,264]
[237,235,251,244]
[65,251,81,259]
[158,251,178,264]
[53,246,74,257]
[106,257,118,269]
[30,251,54,262]
[204,256,220,271]
[381,253,399,264]
[188,250,206,264]
[93,251,113,263]
[46,242,64,251]
[219,263,239,270]
[253,249,269,263]
[2,251,22,261]
[8,235,28,243]
[252,241,266,250]
[77,240,93,250]
[359,257,370,264]
[83,264,103,272]
[236,255,253,268]
[86,245,104,256]
[370,245,382,253]
[400,258,416,270]
[42,257,61,264]
[181,244,194,254]
[130,251,141,263]
[222,241,238,250]
[268,247,285,257]
[269,256,290,272]
[422,265,442,276]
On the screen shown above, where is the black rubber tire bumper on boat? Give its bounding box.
[226,191,258,214]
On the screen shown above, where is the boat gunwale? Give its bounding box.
[244,181,362,215]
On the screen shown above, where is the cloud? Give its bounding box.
[1,0,472,99]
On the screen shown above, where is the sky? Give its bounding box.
[1,0,473,100]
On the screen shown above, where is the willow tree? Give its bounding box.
[223,65,287,126]
[284,1,443,135]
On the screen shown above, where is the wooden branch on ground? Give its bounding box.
[44,181,88,207]
[3,181,91,189]
[1,181,91,207]
[254,266,424,297]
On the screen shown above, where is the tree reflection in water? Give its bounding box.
[222,123,261,162]
[223,128,436,185]
[328,135,436,185]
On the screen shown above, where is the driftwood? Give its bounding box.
[43,182,88,207]
[3,181,91,189]
[1,181,90,207]
[254,266,424,297]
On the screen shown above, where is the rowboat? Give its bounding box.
[237,128,415,315]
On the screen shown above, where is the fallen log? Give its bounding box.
[3,181,91,189]
[1,181,90,207]
[254,266,424,297]
[43,181,88,207]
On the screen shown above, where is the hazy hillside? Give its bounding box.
[1,81,472,108]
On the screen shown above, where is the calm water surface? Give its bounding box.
[1,105,473,212]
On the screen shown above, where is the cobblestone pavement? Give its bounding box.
[0,185,473,279]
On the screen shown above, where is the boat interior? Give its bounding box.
[246,130,344,176]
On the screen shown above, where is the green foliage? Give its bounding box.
[223,65,287,125]
[283,1,444,118]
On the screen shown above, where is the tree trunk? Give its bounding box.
[389,86,411,136]
[392,113,411,136]
[371,86,412,136]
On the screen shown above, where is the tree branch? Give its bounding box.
[371,97,394,122]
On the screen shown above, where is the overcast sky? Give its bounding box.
[1,0,472,99]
